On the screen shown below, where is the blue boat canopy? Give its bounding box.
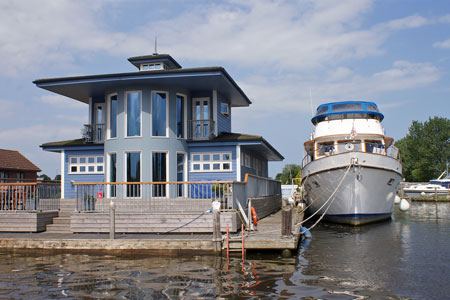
[311,101,384,124]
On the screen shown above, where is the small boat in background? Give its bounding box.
[403,183,449,199]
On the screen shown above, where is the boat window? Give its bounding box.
[365,103,379,112]
[337,140,362,153]
[365,140,385,154]
[332,103,363,113]
[317,142,335,156]
[316,105,329,115]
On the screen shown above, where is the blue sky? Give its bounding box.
[1,0,450,178]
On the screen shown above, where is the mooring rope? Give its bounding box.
[300,160,354,234]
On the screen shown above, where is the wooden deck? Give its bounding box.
[0,206,304,254]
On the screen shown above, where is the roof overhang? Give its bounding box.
[34,67,251,107]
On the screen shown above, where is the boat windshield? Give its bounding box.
[312,101,384,124]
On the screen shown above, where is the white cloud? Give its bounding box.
[0,0,437,77]
[235,60,440,117]
[433,38,450,49]
[36,95,86,110]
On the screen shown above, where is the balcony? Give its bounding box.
[82,124,105,143]
[187,120,215,140]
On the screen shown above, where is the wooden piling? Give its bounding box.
[109,201,115,240]
[281,206,292,237]
[213,208,221,254]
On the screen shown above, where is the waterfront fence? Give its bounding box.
[0,182,60,211]
[74,181,234,213]
[73,174,281,213]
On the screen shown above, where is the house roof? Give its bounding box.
[189,132,284,161]
[128,54,182,69]
[40,139,87,148]
[33,67,251,107]
[0,149,41,172]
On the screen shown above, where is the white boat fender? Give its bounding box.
[301,226,312,239]
[394,195,401,204]
[421,192,426,197]
[399,198,410,211]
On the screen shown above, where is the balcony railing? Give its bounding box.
[82,123,105,143]
[187,120,215,140]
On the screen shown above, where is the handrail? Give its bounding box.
[71,173,281,186]
[0,182,60,186]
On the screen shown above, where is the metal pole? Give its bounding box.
[110,199,115,240]
[212,200,221,254]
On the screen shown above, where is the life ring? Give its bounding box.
[344,143,354,151]
[251,207,258,226]
[96,191,103,199]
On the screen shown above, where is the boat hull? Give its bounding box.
[302,152,402,226]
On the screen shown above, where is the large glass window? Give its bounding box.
[176,95,185,138]
[152,152,167,197]
[152,92,167,137]
[109,153,117,197]
[126,152,141,197]
[126,91,141,137]
[177,153,186,197]
[109,94,118,138]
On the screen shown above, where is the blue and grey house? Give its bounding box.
[35,54,283,203]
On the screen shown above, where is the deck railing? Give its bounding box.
[82,123,105,143]
[187,120,215,140]
[0,182,61,211]
[72,175,281,213]
[73,181,234,213]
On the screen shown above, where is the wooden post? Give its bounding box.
[109,200,115,240]
[281,206,292,237]
[212,200,221,254]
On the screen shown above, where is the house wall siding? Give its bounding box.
[64,149,104,199]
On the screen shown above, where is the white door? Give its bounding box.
[94,103,105,141]
[193,98,210,138]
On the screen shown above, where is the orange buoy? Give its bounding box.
[97,191,103,199]
[251,207,258,226]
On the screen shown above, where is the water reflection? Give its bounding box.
[0,202,448,299]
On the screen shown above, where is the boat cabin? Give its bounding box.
[303,101,398,163]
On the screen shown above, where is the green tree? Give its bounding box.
[54,174,61,181]
[275,164,302,184]
[395,117,450,182]
[38,174,51,181]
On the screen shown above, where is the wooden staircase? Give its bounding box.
[45,198,77,233]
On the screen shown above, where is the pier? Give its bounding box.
[0,205,303,254]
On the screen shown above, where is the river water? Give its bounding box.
[0,202,448,299]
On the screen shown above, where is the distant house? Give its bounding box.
[0,149,41,183]
[35,53,284,199]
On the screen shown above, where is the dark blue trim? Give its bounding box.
[326,213,391,218]
[311,101,384,123]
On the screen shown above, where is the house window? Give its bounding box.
[177,153,186,197]
[0,171,8,183]
[126,91,141,137]
[152,92,168,137]
[190,152,232,172]
[108,153,117,197]
[109,94,118,139]
[140,63,166,71]
[16,172,24,183]
[126,152,141,198]
[220,102,229,117]
[68,155,104,174]
[244,154,251,168]
[176,94,185,138]
[152,152,167,197]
